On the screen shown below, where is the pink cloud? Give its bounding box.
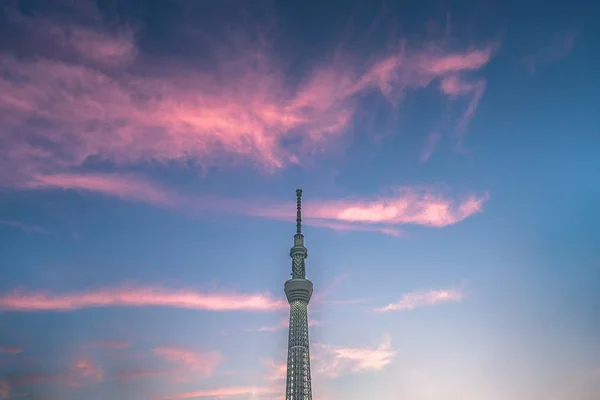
[153,348,221,377]
[5,357,103,389]
[23,173,179,208]
[0,347,23,355]
[66,357,104,387]
[258,336,396,383]
[5,358,103,390]
[439,76,486,132]
[278,188,489,229]
[24,172,488,236]
[262,336,395,388]
[0,4,495,187]
[262,359,287,381]
[302,218,402,237]
[0,286,287,312]
[0,220,55,236]
[422,47,493,75]
[67,26,137,66]
[312,335,396,378]
[375,286,464,312]
[419,131,442,163]
[0,381,8,400]
[160,386,279,400]
[3,4,136,68]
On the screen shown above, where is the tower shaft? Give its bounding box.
[284,189,313,400]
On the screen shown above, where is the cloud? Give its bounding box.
[5,357,103,390]
[262,336,395,388]
[0,3,495,189]
[23,174,179,208]
[296,218,403,237]
[419,132,442,163]
[439,76,486,133]
[159,386,279,400]
[278,188,489,229]
[0,381,8,400]
[66,357,104,387]
[523,31,577,73]
[374,286,464,312]
[253,337,395,384]
[311,273,352,304]
[23,172,488,236]
[0,286,287,313]
[0,347,23,355]
[0,220,55,236]
[153,348,221,377]
[262,359,287,381]
[312,335,396,378]
[65,26,137,66]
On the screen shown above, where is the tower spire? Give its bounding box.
[284,189,313,400]
[290,189,307,279]
[296,189,302,235]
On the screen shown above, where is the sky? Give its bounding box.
[0,0,599,399]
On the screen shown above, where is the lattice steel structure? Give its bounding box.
[284,189,314,400]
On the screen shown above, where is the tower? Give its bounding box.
[284,189,313,400]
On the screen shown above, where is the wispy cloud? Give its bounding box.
[311,274,350,303]
[6,357,103,390]
[0,220,55,236]
[419,132,442,163]
[0,286,286,313]
[523,31,577,74]
[0,347,23,355]
[0,381,8,400]
[66,357,104,387]
[286,188,489,229]
[374,286,464,312]
[22,174,178,208]
[313,335,396,378]
[159,386,279,400]
[153,348,221,378]
[439,76,486,133]
[296,218,403,237]
[0,2,495,189]
[24,172,488,236]
[262,359,287,381]
[263,335,396,383]
[65,25,137,66]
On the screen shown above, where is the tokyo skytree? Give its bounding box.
[284,189,313,400]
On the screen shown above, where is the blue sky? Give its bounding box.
[0,0,599,399]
